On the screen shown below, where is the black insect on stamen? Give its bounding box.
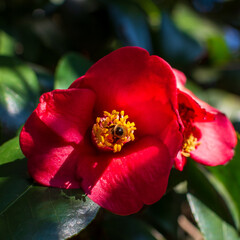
[115,126,124,137]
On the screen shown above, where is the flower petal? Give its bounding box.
[173,68,186,88]
[76,137,172,215]
[178,90,215,122]
[71,47,182,157]
[174,152,187,171]
[36,88,96,144]
[177,83,237,166]
[72,46,178,109]
[173,69,218,113]
[191,112,237,166]
[20,112,80,188]
[176,86,237,167]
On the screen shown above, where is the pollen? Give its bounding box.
[92,110,136,153]
[181,133,200,157]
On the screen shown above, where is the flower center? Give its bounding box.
[181,133,200,157]
[92,110,136,153]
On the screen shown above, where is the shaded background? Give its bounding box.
[0,0,240,239]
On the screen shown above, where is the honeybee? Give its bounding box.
[111,124,127,138]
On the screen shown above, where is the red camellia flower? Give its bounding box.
[20,47,183,215]
[173,69,237,171]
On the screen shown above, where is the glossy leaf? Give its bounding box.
[0,137,100,239]
[54,52,92,89]
[188,194,240,240]
[186,160,234,225]
[207,35,230,65]
[0,187,100,240]
[207,134,240,230]
[107,1,153,52]
[0,136,24,165]
[0,56,40,132]
[0,137,28,213]
[0,30,15,56]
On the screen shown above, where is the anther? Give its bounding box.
[92,110,136,153]
[181,133,200,157]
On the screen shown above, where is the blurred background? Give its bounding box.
[0,0,240,239]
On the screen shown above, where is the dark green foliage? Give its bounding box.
[188,194,240,240]
[0,56,40,142]
[54,52,92,89]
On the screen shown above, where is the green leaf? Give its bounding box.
[187,194,240,240]
[0,137,28,213]
[157,12,204,68]
[186,161,234,225]
[207,134,240,230]
[0,187,100,240]
[0,30,15,56]
[0,136,24,165]
[0,56,40,132]
[0,137,100,239]
[207,36,230,65]
[54,52,92,89]
[107,1,153,52]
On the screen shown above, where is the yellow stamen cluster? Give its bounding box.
[181,133,200,157]
[92,110,136,153]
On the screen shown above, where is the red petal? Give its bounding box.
[76,137,172,215]
[71,47,182,157]
[36,88,95,144]
[177,87,237,167]
[173,68,186,87]
[20,112,80,188]
[161,118,183,158]
[178,90,215,122]
[71,47,177,104]
[174,152,187,171]
[177,84,237,165]
[77,47,178,110]
[69,75,85,89]
[173,68,218,113]
[191,112,237,166]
